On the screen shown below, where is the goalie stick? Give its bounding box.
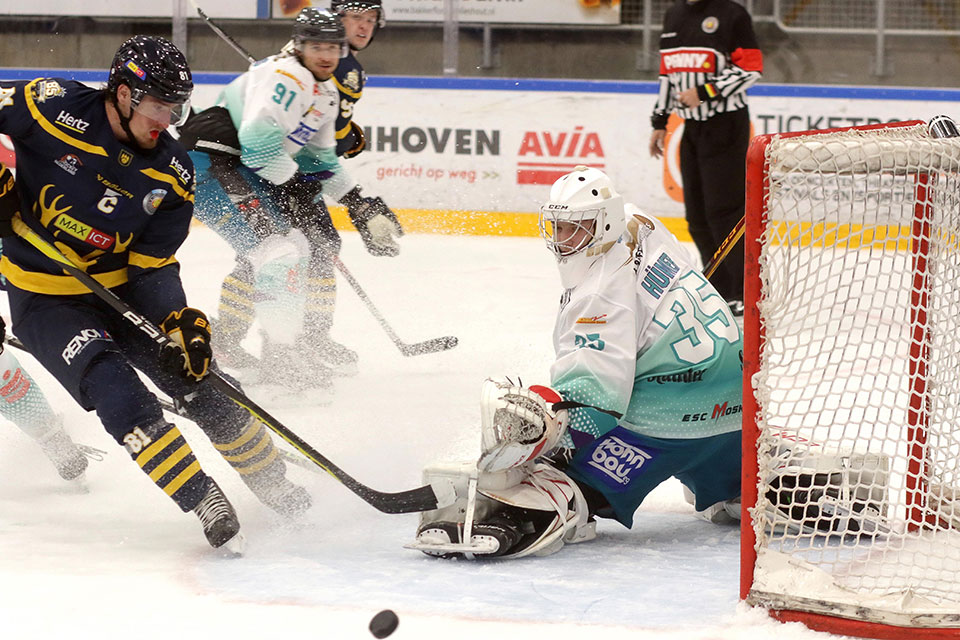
[9,216,455,514]
[186,0,458,357]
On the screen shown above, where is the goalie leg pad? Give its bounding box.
[409,461,595,560]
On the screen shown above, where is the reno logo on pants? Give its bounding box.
[588,436,653,486]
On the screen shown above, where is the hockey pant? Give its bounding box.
[7,286,291,512]
[679,107,750,302]
[191,152,341,346]
[563,427,741,528]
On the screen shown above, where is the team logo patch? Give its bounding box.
[31,80,66,103]
[576,427,656,492]
[118,149,133,166]
[142,188,166,215]
[343,69,361,92]
[574,333,605,351]
[702,16,719,33]
[55,153,83,175]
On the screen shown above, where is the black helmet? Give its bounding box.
[331,1,386,29]
[293,8,347,47]
[107,35,193,106]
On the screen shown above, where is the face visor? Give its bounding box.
[539,206,602,258]
[130,91,191,127]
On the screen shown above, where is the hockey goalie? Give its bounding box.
[408,167,889,560]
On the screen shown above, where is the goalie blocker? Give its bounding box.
[408,380,892,560]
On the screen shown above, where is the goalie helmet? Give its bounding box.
[539,166,626,288]
[292,8,349,57]
[107,36,192,124]
[331,0,386,29]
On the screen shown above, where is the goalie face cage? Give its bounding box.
[741,120,960,639]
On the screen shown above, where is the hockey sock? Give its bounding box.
[0,348,64,442]
[124,418,211,512]
[212,415,282,479]
[303,254,336,336]
[216,259,256,350]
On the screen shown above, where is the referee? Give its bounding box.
[648,0,762,316]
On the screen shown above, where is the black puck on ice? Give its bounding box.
[369,609,399,638]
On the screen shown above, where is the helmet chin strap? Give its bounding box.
[110,91,149,153]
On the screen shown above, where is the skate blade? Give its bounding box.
[218,531,246,557]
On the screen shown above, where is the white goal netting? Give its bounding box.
[745,122,960,629]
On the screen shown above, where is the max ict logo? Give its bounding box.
[125,60,147,80]
[587,436,653,487]
[574,333,605,351]
[682,401,743,423]
[62,329,111,364]
[53,213,116,250]
[516,126,605,185]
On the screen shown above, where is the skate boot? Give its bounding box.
[193,479,244,552]
[311,335,358,377]
[258,341,334,404]
[38,427,89,482]
[415,512,524,559]
[242,471,313,518]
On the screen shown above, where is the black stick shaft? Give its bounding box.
[10,217,441,513]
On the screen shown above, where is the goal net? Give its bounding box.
[742,120,960,637]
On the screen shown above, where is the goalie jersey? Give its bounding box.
[551,208,743,443]
[0,78,193,312]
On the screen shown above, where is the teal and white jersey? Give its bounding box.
[216,52,354,197]
[551,209,743,442]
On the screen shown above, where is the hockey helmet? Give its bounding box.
[107,35,192,125]
[331,1,386,29]
[292,8,349,57]
[539,166,626,287]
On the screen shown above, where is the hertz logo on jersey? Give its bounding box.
[55,110,90,134]
[660,48,717,73]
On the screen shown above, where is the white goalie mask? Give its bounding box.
[539,166,627,289]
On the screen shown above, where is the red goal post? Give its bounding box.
[741,120,960,639]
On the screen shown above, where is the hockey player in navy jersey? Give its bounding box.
[330,0,381,159]
[0,36,310,551]
[180,7,401,395]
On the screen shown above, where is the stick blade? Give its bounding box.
[400,335,458,357]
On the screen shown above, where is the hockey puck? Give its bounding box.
[369,609,399,638]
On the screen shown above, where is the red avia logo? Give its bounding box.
[0,368,30,403]
[516,126,605,185]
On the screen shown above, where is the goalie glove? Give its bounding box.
[477,378,568,473]
[340,186,403,257]
[159,307,213,382]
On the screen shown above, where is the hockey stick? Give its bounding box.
[703,215,745,281]
[9,217,453,514]
[186,0,257,65]
[330,255,459,356]
[188,3,458,357]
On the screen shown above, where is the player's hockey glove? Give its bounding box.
[0,164,21,237]
[159,307,213,382]
[340,187,403,257]
[340,120,366,159]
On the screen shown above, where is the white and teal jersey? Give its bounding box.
[217,52,353,197]
[551,210,743,442]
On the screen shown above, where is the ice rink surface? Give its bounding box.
[0,226,845,640]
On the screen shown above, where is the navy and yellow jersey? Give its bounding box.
[0,78,194,308]
[332,51,366,157]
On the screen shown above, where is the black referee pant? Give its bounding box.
[679,107,750,303]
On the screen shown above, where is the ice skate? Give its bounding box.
[242,466,312,518]
[254,341,335,404]
[309,335,358,377]
[39,428,90,484]
[193,479,244,553]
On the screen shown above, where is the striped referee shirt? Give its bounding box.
[651,0,763,129]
